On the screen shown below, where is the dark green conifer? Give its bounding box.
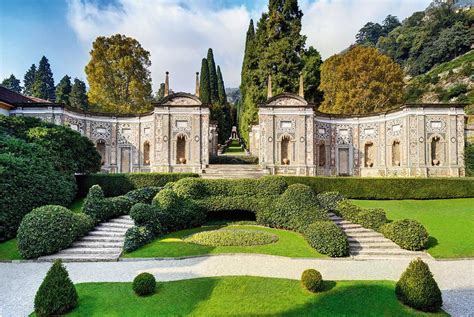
[32,56,55,101]
[23,64,37,96]
[199,58,211,103]
[70,78,88,111]
[207,48,218,103]
[1,74,22,93]
[55,75,72,106]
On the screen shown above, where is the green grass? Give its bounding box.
[353,198,474,258]
[48,277,447,316]
[69,198,85,213]
[124,225,324,258]
[223,139,245,154]
[0,238,21,261]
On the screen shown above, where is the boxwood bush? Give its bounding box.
[129,203,163,235]
[381,219,429,251]
[316,191,345,212]
[396,258,442,312]
[124,226,154,252]
[334,200,363,222]
[17,205,94,258]
[124,187,161,205]
[34,260,78,316]
[284,176,474,199]
[301,269,323,293]
[355,208,387,231]
[303,221,349,257]
[184,229,278,246]
[76,173,198,197]
[133,272,156,296]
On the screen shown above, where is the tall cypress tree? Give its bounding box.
[70,78,88,111]
[32,56,55,101]
[240,19,255,101]
[216,66,227,105]
[207,48,218,103]
[199,58,211,103]
[23,64,37,96]
[55,75,72,106]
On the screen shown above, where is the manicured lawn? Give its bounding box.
[0,238,21,261]
[52,277,446,316]
[69,198,85,213]
[353,198,474,259]
[223,140,245,154]
[124,225,324,258]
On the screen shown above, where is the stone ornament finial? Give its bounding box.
[267,74,272,99]
[164,71,169,97]
[195,72,200,97]
[299,72,304,98]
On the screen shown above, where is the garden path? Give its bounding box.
[1,255,472,316]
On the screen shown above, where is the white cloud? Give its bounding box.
[67,0,431,92]
[301,0,431,58]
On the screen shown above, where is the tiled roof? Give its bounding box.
[0,86,51,105]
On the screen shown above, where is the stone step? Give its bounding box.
[342,228,374,234]
[72,241,123,248]
[37,254,119,262]
[348,237,388,243]
[334,221,355,226]
[94,226,129,233]
[350,243,400,249]
[57,247,122,255]
[88,231,127,237]
[350,249,427,256]
[80,236,125,243]
[118,215,132,220]
[202,174,263,179]
[344,231,385,238]
[98,222,133,229]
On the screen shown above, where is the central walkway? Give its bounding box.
[1,255,472,316]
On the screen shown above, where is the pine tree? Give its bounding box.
[23,64,37,96]
[55,75,72,106]
[70,78,88,111]
[32,56,55,101]
[34,260,78,316]
[200,58,211,104]
[207,48,219,103]
[217,66,227,105]
[301,46,323,104]
[1,74,22,93]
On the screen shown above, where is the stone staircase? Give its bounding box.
[328,213,431,260]
[38,215,134,262]
[202,164,269,179]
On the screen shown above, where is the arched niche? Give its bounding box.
[96,139,106,166]
[281,135,291,165]
[392,140,401,166]
[319,143,326,167]
[176,135,187,164]
[364,141,374,168]
[430,135,444,166]
[143,141,150,166]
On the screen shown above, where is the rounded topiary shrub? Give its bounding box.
[334,200,362,222]
[124,187,161,205]
[173,178,207,199]
[17,205,79,259]
[123,226,154,252]
[34,260,78,316]
[355,208,387,231]
[301,269,323,292]
[303,221,349,257]
[83,185,105,221]
[381,219,429,251]
[396,258,442,312]
[133,272,156,296]
[73,213,95,237]
[316,191,345,212]
[259,184,328,231]
[256,176,288,197]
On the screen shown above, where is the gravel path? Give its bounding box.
[1,255,472,316]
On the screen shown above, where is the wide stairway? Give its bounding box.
[38,215,134,262]
[202,164,269,179]
[328,213,431,260]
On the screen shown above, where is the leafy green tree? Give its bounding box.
[55,75,72,106]
[32,56,55,101]
[85,34,153,113]
[1,74,22,93]
[356,22,383,45]
[381,15,401,34]
[156,82,165,100]
[207,48,219,103]
[70,78,88,111]
[23,64,36,96]
[199,58,211,103]
[319,46,404,114]
[301,46,323,104]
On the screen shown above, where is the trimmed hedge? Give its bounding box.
[133,272,156,296]
[17,205,94,258]
[316,191,345,212]
[396,258,442,312]
[124,226,154,252]
[283,176,474,199]
[76,173,198,197]
[303,221,349,257]
[334,200,364,223]
[34,260,78,316]
[301,269,323,293]
[129,203,163,235]
[184,229,278,246]
[381,219,429,251]
[355,208,387,231]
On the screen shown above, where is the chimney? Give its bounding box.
[298,72,304,98]
[164,71,169,97]
[195,72,200,97]
[267,74,272,99]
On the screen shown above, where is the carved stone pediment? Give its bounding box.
[160,93,202,106]
[266,94,308,107]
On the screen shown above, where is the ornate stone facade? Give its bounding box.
[252,94,466,177]
[10,93,214,173]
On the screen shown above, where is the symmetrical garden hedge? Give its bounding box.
[76,173,199,197]
[283,176,474,199]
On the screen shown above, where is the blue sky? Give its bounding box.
[0,0,430,93]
